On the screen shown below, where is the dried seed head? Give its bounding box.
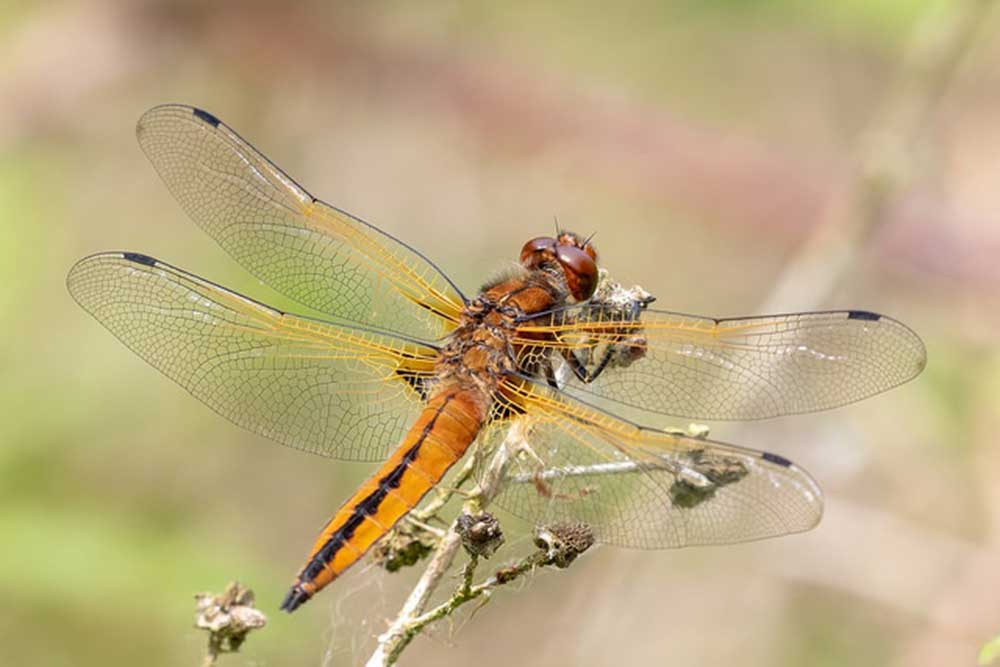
[456,512,505,558]
[371,523,438,572]
[194,582,267,656]
[534,522,595,568]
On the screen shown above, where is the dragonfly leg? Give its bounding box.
[560,344,616,384]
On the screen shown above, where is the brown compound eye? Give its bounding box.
[520,236,557,267]
[555,245,598,301]
[555,231,598,263]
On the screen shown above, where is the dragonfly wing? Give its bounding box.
[482,379,823,548]
[136,104,465,341]
[67,252,438,462]
[515,307,926,421]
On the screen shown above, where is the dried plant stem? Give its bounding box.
[365,529,464,667]
[385,539,581,662]
[365,423,518,667]
[504,427,707,485]
[408,454,477,523]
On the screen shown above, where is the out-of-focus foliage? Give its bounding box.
[982,635,1000,666]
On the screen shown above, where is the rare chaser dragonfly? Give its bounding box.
[67,105,926,611]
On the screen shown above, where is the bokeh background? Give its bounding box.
[3,1,1000,666]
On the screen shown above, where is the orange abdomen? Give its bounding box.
[280,387,487,612]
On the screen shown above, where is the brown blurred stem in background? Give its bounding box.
[754,2,1000,664]
[759,1,1000,663]
[760,0,997,312]
[362,1,995,665]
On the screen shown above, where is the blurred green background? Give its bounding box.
[2,1,999,665]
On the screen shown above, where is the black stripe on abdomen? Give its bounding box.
[301,393,455,582]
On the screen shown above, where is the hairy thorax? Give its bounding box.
[433,267,569,408]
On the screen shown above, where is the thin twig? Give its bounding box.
[409,454,478,523]
[365,422,519,667]
[378,520,596,665]
[403,517,448,539]
[501,423,709,484]
[390,547,548,642]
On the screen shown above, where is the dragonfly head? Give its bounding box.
[520,231,599,302]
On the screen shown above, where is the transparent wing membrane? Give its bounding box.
[63,104,937,576]
[485,380,823,548]
[67,252,438,462]
[515,307,926,421]
[136,104,465,341]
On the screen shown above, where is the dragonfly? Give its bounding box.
[67,104,926,613]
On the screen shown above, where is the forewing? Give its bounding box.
[483,380,823,549]
[515,307,926,421]
[136,104,465,340]
[67,252,438,462]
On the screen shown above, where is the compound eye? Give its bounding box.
[520,237,557,265]
[555,231,598,263]
[556,246,598,301]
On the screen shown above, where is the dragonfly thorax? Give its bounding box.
[435,267,570,398]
